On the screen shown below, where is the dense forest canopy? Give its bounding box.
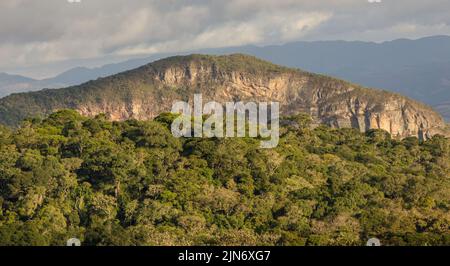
[0,110,449,246]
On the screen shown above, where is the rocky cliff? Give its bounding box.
[0,54,448,139]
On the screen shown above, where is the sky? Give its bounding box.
[1,0,450,78]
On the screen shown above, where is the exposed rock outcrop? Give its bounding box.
[0,54,448,139]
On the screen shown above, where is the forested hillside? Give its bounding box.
[0,54,448,140]
[0,110,449,246]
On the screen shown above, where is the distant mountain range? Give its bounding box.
[1,35,450,120]
[0,62,157,96]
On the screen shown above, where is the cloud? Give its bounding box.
[1,0,450,77]
[115,10,332,56]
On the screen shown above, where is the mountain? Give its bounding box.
[0,54,448,140]
[236,36,450,121]
[38,59,162,87]
[0,64,145,98]
[0,73,37,95]
[0,56,168,98]
[0,72,36,85]
[2,36,450,120]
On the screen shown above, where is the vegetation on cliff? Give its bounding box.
[0,54,296,127]
[0,110,449,246]
[0,54,447,141]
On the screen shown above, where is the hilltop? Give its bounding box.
[0,54,448,140]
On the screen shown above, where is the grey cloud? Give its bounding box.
[1,0,450,77]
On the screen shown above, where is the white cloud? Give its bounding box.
[116,11,332,56]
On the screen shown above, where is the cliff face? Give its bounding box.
[0,54,448,139]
